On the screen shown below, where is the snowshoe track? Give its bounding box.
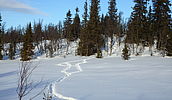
[48,57,91,100]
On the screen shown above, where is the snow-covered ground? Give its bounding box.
[0,54,172,100]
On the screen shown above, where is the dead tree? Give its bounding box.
[16,61,38,100]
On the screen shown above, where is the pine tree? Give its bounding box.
[21,23,34,61]
[0,14,3,60]
[152,0,171,56]
[122,43,130,60]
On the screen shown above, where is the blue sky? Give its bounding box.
[0,0,134,28]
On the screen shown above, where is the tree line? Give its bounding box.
[0,0,171,61]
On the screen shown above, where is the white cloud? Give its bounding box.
[0,0,47,16]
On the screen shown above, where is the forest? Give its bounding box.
[0,0,171,61]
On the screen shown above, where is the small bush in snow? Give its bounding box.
[122,44,130,60]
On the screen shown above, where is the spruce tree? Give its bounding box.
[152,0,171,56]
[9,43,15,60]
[72,7,81,40]
[78,26,89,56]
[33,20,44,54]
[64,10,73,41]
[122,43,130,60]
[147,6,154,55]
[88,0,103,58]
[64,10,73,55]
[78,0,89,56]
[126,0,148,54]
[166,30,172,56]
[117,12,124,47]
[107,0,118,56]
[82,0,89,27]
[78,0,103,57]
[0,14,3,60]
[21,23,34,61]
[8,27,18,60]
[147,6,154,44]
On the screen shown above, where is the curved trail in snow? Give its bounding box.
[48,57,92,100]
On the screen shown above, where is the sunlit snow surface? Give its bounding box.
[0,55,172,100]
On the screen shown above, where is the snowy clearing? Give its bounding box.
[0,55,172,100]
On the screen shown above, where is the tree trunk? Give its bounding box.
[66,41,70,55]
[109,36,113,56]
